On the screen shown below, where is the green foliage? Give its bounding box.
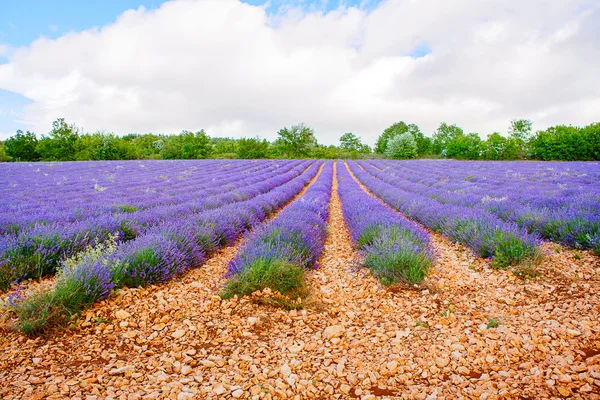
[432,122,464,156]
[445,132,482,160]
[0,141,10,162]
[486,318,501,329]
[36,118,81,161]
[376,121,427,155]
[211,137,238,157]
[237,137,269,159]
[4,130,40,161]
[160,130,212,159]
[529,123,600,161]
[276,123,317,158]
[339,133,361,151]
[481,133,520,160]
[508,119,533,142]
[221,259,306,300]
[384,133,418,159]
[74,132,138,160]
[10,237,119,334]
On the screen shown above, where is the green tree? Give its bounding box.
[211,138,238,158]
[237,137,270,159]
[445,132,482,160]
[508,119,533,142]
[276,123,317,158]
[161,130,211,159]
[376,122,424,154]
[529,123,599,161]
[4,130,40,161]
[508,119,533,158]
[36,118,81,161]
[384,133,418,159]
[0,141,10,162]
[75,132,138,160]
[432,123,464,156]
[339,133,363,152]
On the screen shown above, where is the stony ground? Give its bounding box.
[1,163,599,399]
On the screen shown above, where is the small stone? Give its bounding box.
[557,387,571,396]
[152,323,166,331]
[123,331,137,339]
[250,385,262,395]
[32,358,41,365]
[566,329,581,336]
[387,360,398,373]
[181,365,192,376]
[232,389,244,398]
[213,385,227,395]
[177,392,194,400]
[172,329,186,339]
[201,360,216,368]
[248,317,259,325]
[324,325,345,340]
[280,363,292,378]
[115,310,131,320]
[109,365,133,375]
[340,384,351,394]
[580,384,592,392]
[436,357,450,368]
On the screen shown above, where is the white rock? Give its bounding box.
[172,329,186,339]
[324,325,345,340]
[109,365,133,375]
[280,363,292,378]
[115,310,131,320]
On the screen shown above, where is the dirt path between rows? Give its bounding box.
[0,160,598,400]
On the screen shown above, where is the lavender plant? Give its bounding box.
[337,161,434,284]
[223,162,333,300]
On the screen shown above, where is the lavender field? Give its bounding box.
[1,159,599,398]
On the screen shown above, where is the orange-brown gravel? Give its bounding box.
[0,162,598,400]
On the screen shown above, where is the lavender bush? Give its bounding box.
[367,160,599,253]
[337,161,433,284]
[223,161,333,299]
[349,161,540,268]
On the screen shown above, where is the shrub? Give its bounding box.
[384,133,418,159]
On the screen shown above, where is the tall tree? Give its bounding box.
[237,137,270,159]
[36,118,81,161]
[376,122,428,155]
[276,123,317,158]
[4,130,40,161]
[384,133,418,159]
[432,123,464,155]
[339,133,363,152]
[161,130,211,159]
[508,119,533,159]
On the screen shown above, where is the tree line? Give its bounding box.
[0,118,598,162]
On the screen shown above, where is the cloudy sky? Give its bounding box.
[0,0,598,145]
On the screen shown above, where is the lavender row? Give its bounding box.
[0,160,300,233]
[222,162,333,299]
[0,161,314,290]
[10,162,324,334]
[367,160,600,252]
[348,161,540,268]
[337,161,433,284]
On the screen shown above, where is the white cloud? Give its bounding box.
[0,0,599,145]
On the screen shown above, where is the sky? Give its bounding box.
[0,0,598,145]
